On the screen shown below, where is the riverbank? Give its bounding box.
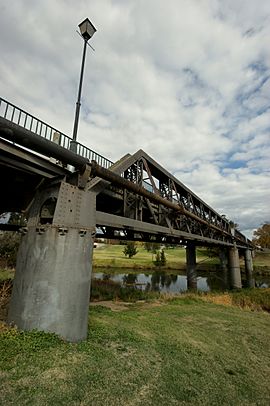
[1,293,270,405]
[93,244,270,274]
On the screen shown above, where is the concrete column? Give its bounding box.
[186,242,197,290]
[244,249,255,288]
[219,249,229,290]
[228,244,242,289]
[8,181,96,342]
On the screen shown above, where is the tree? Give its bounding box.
[123,242,138,259]
[154,249,166,267]
[252,223,270,248]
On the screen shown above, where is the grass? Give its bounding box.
[93,245,219,270]
[0,268,15,282]
[0,293,270,405]
[253,251,270,271]
[93,245,270,274]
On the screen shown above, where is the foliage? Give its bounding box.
[154,249,166,267]
[123,241,138,259]
[8,212,27,226]
[0,232,21,268]
[144,242,161,253]
[230,288,270,312]
[253,222,270,248]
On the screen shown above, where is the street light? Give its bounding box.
[70,18,97,153]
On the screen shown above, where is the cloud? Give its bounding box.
[0,0,269,239]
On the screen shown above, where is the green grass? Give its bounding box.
[1,295,270,405]
[93,245,219,270]
[253,251,270,269]
[0,268,15,282]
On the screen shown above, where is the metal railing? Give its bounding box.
[0,97,113,169]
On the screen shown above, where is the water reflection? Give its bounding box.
[93,268,270,293]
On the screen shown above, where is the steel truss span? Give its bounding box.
[90,150,251,249]
[0,96,252,249]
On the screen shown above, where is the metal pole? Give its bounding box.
[71,38,88,153]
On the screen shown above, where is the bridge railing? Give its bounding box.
[0,97,113,169]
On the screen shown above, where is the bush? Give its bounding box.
[0,232,21,268]
[123,242,138,259]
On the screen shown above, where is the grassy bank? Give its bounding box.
[93,244,270,273]
[1,294,270,405]
[93,245,219,270]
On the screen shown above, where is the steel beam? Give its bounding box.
[0,116,88,170]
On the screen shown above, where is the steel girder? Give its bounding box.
[91,150,251,249]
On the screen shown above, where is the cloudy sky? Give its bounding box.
[0,0,269,238]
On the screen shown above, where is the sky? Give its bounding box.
[0,0,269,239]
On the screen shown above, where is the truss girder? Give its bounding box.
[90,150,250,248]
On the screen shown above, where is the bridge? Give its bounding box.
[0,97,254,342]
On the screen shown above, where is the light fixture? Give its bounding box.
[78,18,97,41]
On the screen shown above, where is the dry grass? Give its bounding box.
[0,279,12,321]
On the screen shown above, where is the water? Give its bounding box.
[92,268,270,293]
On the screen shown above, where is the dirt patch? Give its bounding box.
[90,300,132,311]
[90,299,164,312]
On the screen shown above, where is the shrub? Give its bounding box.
[0,232,21,268]
[123,242,138,259]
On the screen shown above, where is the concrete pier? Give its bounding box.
[8,181,96,342]
[219,249,229,289]
[186,242,197,290]
[244,249,255,288]
[228,245,242,289]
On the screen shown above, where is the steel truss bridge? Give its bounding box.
[0,97,251,250]
[0,96,254,342]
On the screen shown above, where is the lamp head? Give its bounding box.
[78,18,96,41]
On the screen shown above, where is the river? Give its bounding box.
[92,268,270,293]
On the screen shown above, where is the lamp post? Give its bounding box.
[70,18,96,154]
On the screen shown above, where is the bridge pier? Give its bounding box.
[244,249,255,288]
[219,249,229,289]
[186,242,197,290]
[228,244,242,289]
[8,181,96,342]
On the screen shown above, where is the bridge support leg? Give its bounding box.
[244,249,255,288]
[8,181,96,342]
[219,249,229,289]
[228,245,242,289]
[186,242,197,290]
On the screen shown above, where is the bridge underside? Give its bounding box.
[0,139,67,213]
